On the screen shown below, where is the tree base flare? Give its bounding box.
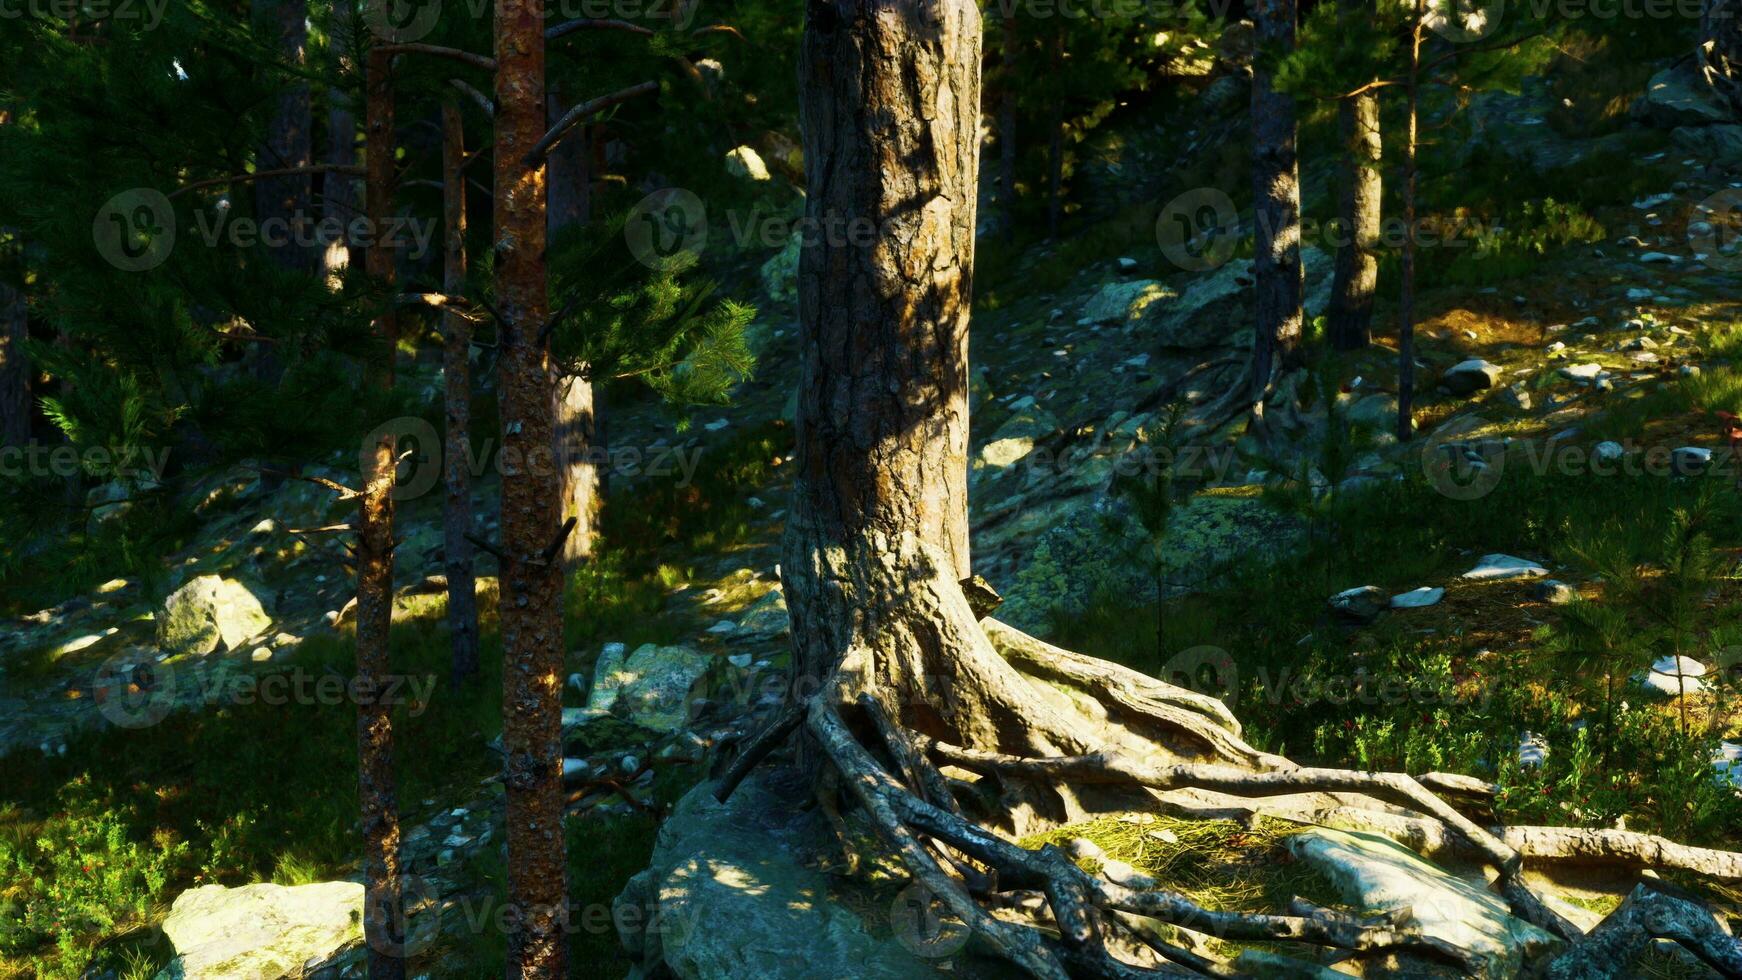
[731,556,1742,978]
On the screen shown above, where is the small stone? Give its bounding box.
[250,646,273,662]
[1560,363,1605,383]
[1532,580,1577,605]
[1462,554,1549,581]
[1329,586,1388,623]
[727,653,753,669]
[1116,256,1138,274]
[1390,587,1445,610]
[1442,358,1502,396]
[1681,364,1702,377]
[1065,838,1106,861]
[724,145,771,181]
[1593,441,1624,464]
[1672,446,1713,475]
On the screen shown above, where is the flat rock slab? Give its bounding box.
[1390,587,1445,610]
[622,768,993,979]
[1288,827,1557,977]
[155,881,362,980]
[1461,554,1549,581]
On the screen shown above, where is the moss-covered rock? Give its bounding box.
[155,575,271,656]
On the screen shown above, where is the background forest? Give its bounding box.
[1,0,1742,976]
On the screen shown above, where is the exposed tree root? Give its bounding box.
[1543,880,1742,978]
[748,538,1742,976]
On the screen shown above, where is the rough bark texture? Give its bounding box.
[1545,880,1742,978]
[493,0,569,974]
[1329,0,1380,353]
[1703,0,1742,117]
[440,101,479,688]
[0,277,26,450]
[1250,0,1303,400]
[546,89,601,566]
[253,0,315,272]
[1045,31,1065,240]
[357,44,405,980]
[323,3,361,277]
[789,0,984,735]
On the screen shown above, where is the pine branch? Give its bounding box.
[524,82,660,166]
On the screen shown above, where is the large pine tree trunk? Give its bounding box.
[787,0,1086,777]
[493,0,569,974]
[546,89,601,566]
[1329,0,1380,353]
[1250,0,1303,401]
[0,276,26,450]
[440,101,479,688]
[252,0,314,272]
[356,44,406,980]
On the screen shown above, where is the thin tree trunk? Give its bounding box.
[324,3,362,277]
[999,10,1019,239]
[1399,3,1422,443]
[1328,0,1380,352]
[547,88,601,566]
[357,43,406,980]
[789,0,982,771]
[1045,31,1064,241]
[0,276,26,450]
[253,0,314,272]
[493,0,568,973]
[1250,0,1303,406]
[440,101,479,688]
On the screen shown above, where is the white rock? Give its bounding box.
[1390,587,1445,610]
[1673,446,1713,475]
[1288,828,1554,976]
[250,646,273,662]
[706,619,738,635]
[157,882,364,980]
[724,145,770,181]
[157,575,273,656]
[727,653,753,669]
[1560,363,1605,383]
[1461,554,1549,581]
[1640,669,1704,697]
[1518,732,1549,767]
[1594,441,1624,463]
[1651,655,1708,678]
[1442,359,1502,396]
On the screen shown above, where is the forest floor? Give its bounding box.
[5,57,1742,980]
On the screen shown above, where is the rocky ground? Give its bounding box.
[7,52,1742,980]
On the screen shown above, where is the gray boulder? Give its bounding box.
[156,575,272,656]
[623,769,996,978]
[586,643,714,732]
[1636,64,1730,128]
